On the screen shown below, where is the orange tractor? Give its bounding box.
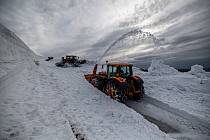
[85,63,144,102]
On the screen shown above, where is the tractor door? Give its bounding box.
[107,65,117,78]
[120,66,133,78]
[101,64,107,72]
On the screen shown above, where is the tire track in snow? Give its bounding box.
[126,94,210,136]
[40,62,87,140]
[69,120,87,140]
[144,95,210,131]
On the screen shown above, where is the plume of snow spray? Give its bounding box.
[97,28,161,63]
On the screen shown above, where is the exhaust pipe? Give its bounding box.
[92,64,98,75]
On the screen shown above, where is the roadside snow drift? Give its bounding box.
[0,24,172,140]
[136,60,210,124]
[189,65,207,79]
[148,59,178,76]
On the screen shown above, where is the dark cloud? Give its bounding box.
[0,0,209,68]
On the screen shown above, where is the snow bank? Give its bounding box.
[189,65,206,79]
[148,60,178,76]
[138,64,210,124]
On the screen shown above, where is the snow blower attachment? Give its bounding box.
[85,63,144,102]
[55,55,86,67]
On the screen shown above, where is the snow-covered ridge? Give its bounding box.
[148,59,178,76]
[0,23,36,62]
[0,23,36,78]
[189,64,207,79]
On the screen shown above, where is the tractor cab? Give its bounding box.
[107,63,133,78]
[84,62,144,102]
[65,55,79,63]
[66,55,79,59]
[55,55,86,67]
[62,55,79,64]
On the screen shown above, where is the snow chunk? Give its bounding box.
[189,65,206,78]
[148,60,178,76]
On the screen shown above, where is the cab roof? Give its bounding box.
[66,55,78,57]
[107,63,133,67]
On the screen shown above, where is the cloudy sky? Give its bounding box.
[0,0,210,68]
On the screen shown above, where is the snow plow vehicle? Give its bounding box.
[85,63,144,102]
[55,55,86,67]
[45,57,54,61]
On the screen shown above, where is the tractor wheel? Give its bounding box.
[139,83,145,98]
[97,78,105,91]
[104,82,124,102]
[128,85,135,100]
[135,83,144,100]
[104,82,116,97]
[90,78,98,87]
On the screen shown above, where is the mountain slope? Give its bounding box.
[0,23,36,78]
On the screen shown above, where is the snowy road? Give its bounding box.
[143,95,210,132]
[127,62,210,140]
[126,95,210,140]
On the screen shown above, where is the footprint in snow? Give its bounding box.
[9,131,20,138]
[31,127,43,136]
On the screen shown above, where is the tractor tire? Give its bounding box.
[104,82,114,96]
[128,85,135,100]
[135,83,144,100]
[104,81,126,102]
[140,84,145,98]
[96,77,105,91]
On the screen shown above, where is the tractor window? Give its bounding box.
[108,66,112,77]
[101,64,107,72]
[120,66,131,77]
[120,66,126,74]
[112,66,117,77]
[107,66,117,77]
[107,65,133,77]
